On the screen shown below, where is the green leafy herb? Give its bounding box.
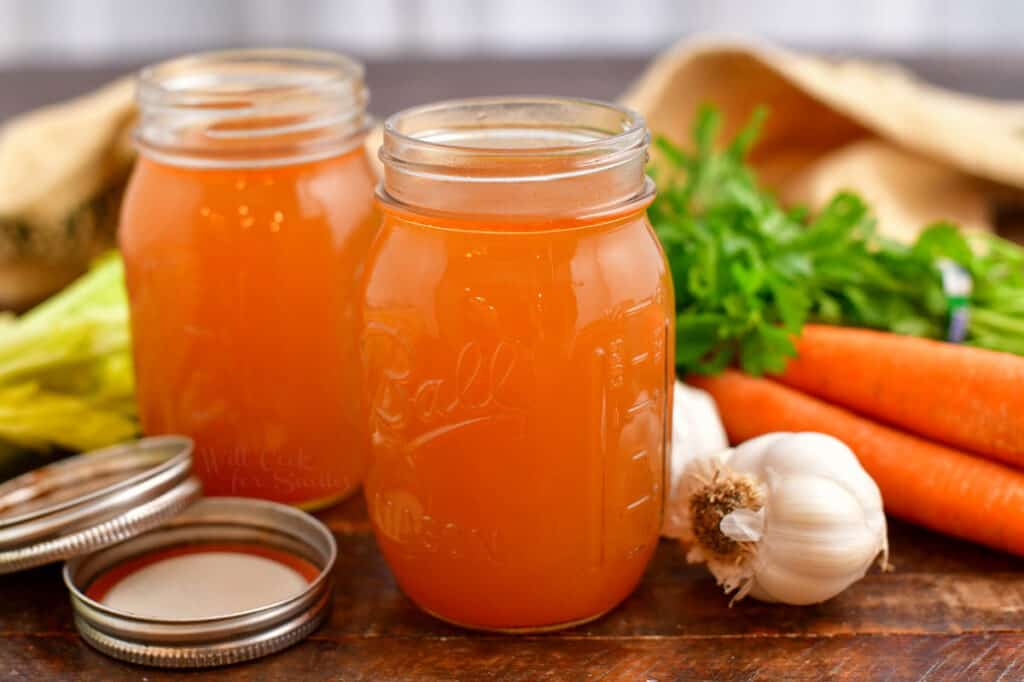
[649,105,1024,375]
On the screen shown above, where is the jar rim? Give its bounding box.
[136,48,370,169]
[382,94,638,150]
[382,96,647,159]
[378,96,653,222]
[138,48,365,105]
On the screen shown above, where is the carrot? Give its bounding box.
[773,324,1024,469]
[689,370,1024,557]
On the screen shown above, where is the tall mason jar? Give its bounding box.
[361,97,675,631]
[120,50,378,508]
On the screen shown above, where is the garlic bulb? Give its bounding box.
[662,381,729,538]
[670,381,729,485]
[675,431,889,605]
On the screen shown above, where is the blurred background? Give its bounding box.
[0,0,1021,118]
[0,0,1020,61]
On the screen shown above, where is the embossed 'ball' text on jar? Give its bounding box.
[121,50,378,509]
[361,97,675,632]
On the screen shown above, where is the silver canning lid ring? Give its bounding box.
[63,497,338,668]
[0,436,201,574]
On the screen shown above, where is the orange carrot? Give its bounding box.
[689,370,1024,557]
[774,324,1024,469]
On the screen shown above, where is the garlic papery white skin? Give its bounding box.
[662,381,729,538]
[676,431,890,605]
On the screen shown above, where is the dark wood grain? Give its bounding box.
[6,632,1024,682]
[2,492,1024,681]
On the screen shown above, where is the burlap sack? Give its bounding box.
[0,79,135,310]
[622,37,1024,242]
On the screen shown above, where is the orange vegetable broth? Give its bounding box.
[362,200,673,629]
[121,148,377,506]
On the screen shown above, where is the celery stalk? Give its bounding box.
[0,254,138,457]
[0,382,137,451]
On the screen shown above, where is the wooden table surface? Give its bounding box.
[3,494,1024,681]
[1,54,1023,681]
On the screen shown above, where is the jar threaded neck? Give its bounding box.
[136,49,370,169]
[379,97,653,222]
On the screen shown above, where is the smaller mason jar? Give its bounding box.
[121,50,378,509]
[361,97,675,632]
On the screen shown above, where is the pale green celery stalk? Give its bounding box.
[0,254,138,455]
[0,307,130,383]
[0,256,130,384]
[31,352,137,414]
[0,383,138,451]
[16,255,126,330]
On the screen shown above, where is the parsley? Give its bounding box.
[649,105,1024,375]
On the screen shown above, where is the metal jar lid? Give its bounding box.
[0,436,202,574]
[0,435,338,668]
[64,497,338,668]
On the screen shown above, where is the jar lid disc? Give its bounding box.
[0,436,201,574]
[64,496,338,668]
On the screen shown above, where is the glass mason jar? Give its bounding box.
[361,97,675,631]
[120,50,378,509]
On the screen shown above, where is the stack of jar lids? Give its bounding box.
[0,437,337,668]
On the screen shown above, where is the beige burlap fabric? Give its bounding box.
[623,37,1024,242]
[0,79,135,309]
